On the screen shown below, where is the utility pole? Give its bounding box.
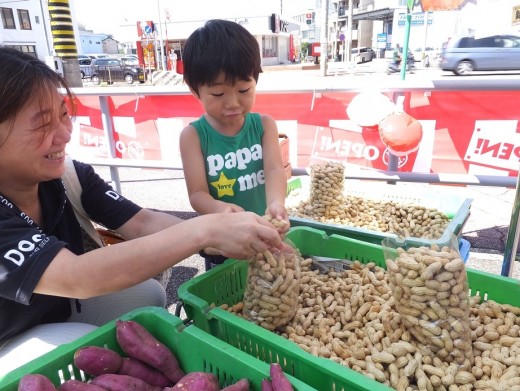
[333,1,340,61]
[156,0,166,71]
[47,0,82,87]
[347,0,353,61]
[320,0,329,76]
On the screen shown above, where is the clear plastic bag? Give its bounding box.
[308,160,346,221]
[382,235,474,371]
[242,243,301,331]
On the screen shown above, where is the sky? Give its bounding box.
[72,0,315,39]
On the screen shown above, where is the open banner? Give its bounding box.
[69,90,520,178]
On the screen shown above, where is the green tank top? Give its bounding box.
[191,113,267,216]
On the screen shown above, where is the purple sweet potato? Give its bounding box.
[73,346,123,376]
[90,373,161,391]
[115,320,184,383]
[165,372,219,391]
[221,378,250,391]
[261,379,274,391]
[269,363,294,391]
[117,357,171,387]
[58,380,106,390]
[18,374,57,390]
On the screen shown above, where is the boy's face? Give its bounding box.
[192,72,257,132]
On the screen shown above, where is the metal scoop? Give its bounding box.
[305,255,355,273]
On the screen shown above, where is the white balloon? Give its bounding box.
[346,91,396,127]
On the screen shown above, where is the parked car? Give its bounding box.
[351,47,375,63]
[88,57,146,85]
[78,56,93,79]
[440,34,520,75]
[120,56,140,67]
[88,53,110,59]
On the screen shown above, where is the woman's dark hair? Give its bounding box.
[183,19,262,94]
[0,47,76,141]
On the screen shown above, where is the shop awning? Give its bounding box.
[352,8,394,21]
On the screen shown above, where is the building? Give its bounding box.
[0,0,119,61]
[101,36,120,55]
[293,0,519,61]
[78,26,107,55]
[2,0,517,68]
[120,14,301,71]
[0,0,51,59]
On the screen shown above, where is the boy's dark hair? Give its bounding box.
[183,19,262,94]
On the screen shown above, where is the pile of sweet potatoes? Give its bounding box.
[19,319,284,391]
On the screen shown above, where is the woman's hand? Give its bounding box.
[214,201,244,213]
[202,212,283,260]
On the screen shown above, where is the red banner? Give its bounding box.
[69,90,520,177]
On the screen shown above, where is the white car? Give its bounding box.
[351,47,375,63]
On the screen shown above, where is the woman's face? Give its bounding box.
[0,90,72,185]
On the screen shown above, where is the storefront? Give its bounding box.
[129,14,299,72]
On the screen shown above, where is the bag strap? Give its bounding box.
[62,156,104,247]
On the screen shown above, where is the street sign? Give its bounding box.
[377,33,387,49]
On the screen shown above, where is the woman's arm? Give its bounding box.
[35,211,281,299]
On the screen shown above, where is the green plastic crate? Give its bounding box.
[177,226,517,391]
[287,176,473,248]
[0,307,315,391]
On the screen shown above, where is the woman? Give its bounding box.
[0,47,283,374]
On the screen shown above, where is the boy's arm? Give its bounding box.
[179,125,244,214]
[261,115,289,228]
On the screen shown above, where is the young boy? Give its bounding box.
[180,19,290,269]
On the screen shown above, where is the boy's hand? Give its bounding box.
[264,202,290,235]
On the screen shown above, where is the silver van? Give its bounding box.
[440,34,520,75]
[351,47,375,63]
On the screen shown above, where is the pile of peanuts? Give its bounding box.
[287,162,450,240]
[224,247,520,391]
[240,248,302,331]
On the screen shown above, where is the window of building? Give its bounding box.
[17,9,31,30]
[8,45,37,58]
[1,7,16,29]
[262,36,278,58]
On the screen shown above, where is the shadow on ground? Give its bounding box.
[463,225,509,253]
[164,264,199,308]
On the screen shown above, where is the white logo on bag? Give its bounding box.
[4,234,46,266]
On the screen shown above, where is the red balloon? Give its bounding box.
[378,112,423,156]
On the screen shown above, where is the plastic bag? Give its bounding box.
[308,160,346,221]
[242,243,301,331]
[383,234,474,371]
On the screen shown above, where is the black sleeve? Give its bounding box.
[72,160,142,230]
[0,210,66,303]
